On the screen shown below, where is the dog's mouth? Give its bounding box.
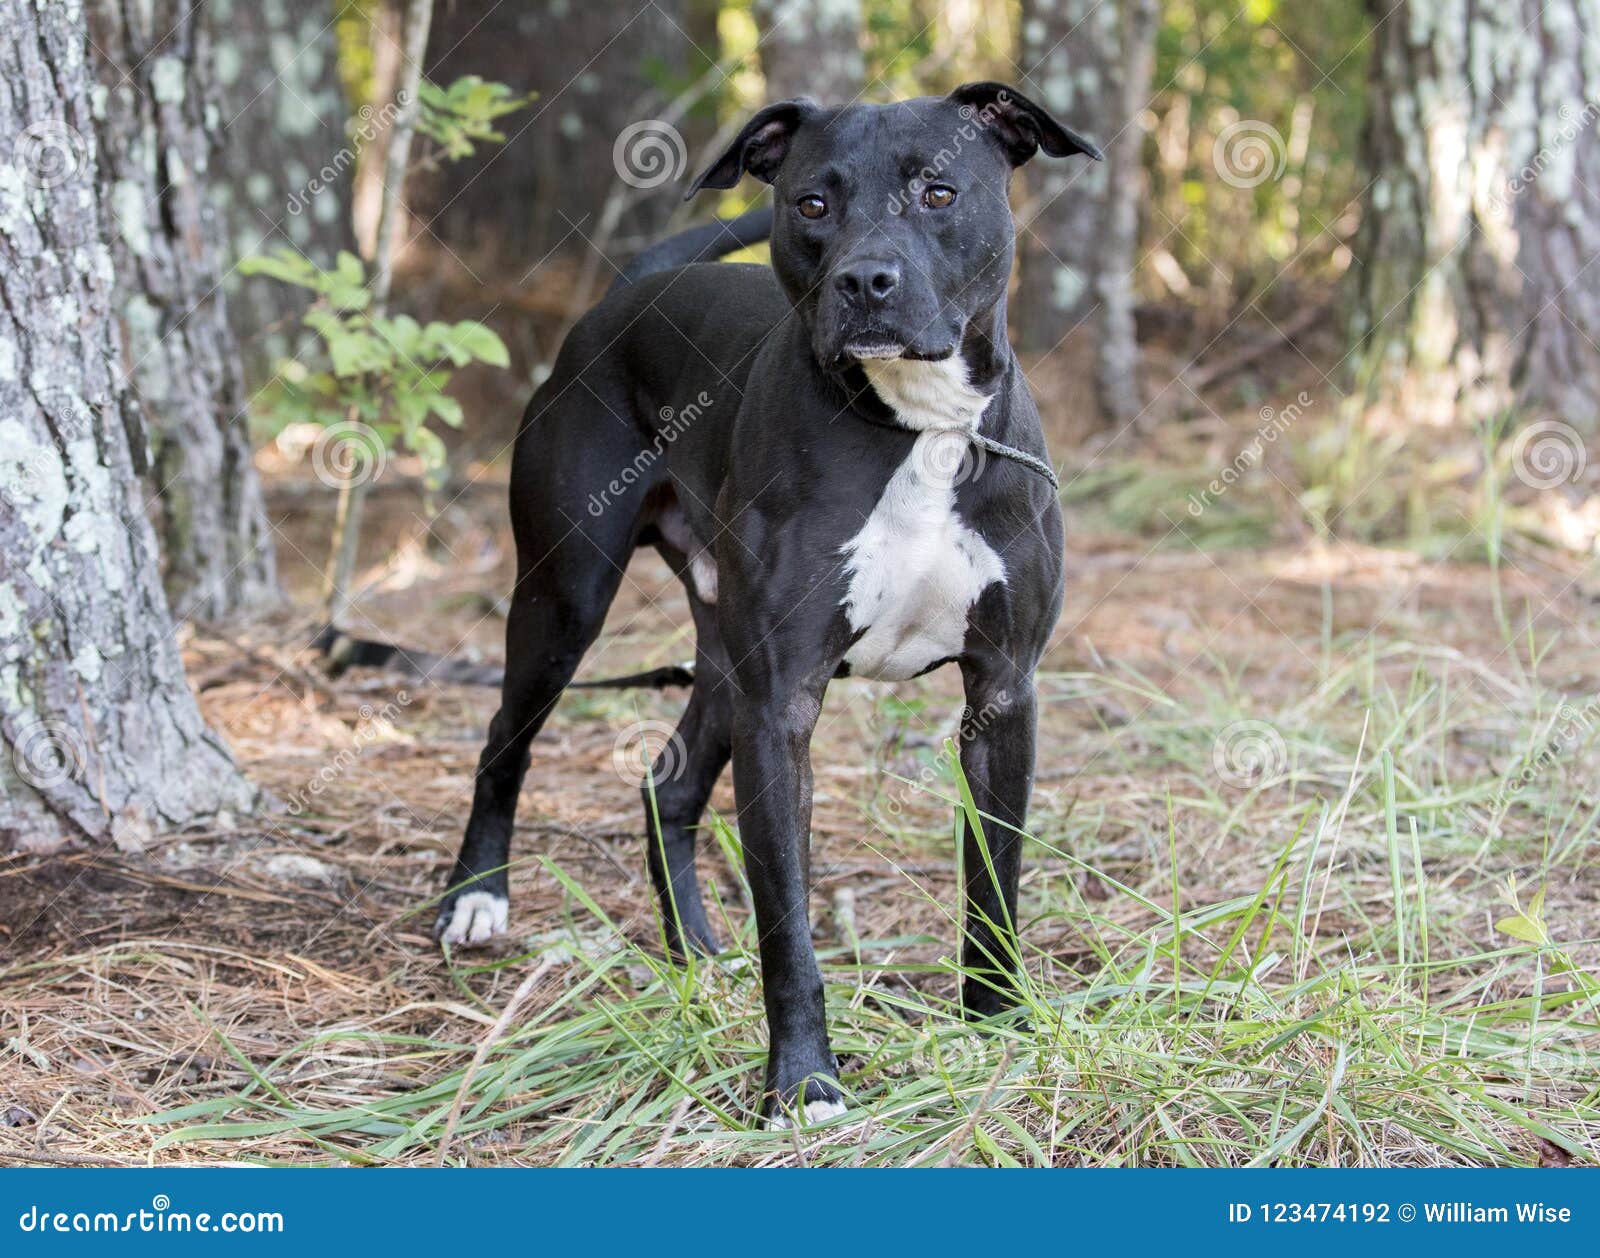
[834,339,958,370]
[842,339,908,361]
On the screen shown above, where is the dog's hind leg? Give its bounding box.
[434,489,637,946]
[642,594,733,957]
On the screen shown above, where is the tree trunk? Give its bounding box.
[1016,0,1153,425]
[207,0,356,381]
[0,0,254,851]
[1015,0,1117,353]
[753,0,864,103]
[416,0,697,264]
[1093,0,1158,425]
[88,0,277,621]
[1354,0,1600,431]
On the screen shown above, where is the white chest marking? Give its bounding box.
[841,357,1004,682]
[859,355,993,430]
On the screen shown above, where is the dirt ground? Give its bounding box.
[3,433,1597,1164]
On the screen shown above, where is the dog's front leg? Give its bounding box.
[956,657,1038,1020]
[730,683,845,1126]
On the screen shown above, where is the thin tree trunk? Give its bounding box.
[1354,0,1600,430]
[324,0,433,622]
[1094,0,1158,425]
[207,0,356,382]
[88,0,277,621]
[1,0,255,851]
[1014,0,1118,352]
[753,0,864,103]
[1016,0,1153,427]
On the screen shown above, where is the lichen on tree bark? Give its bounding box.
[87,0,277,621]
[1,0,255,851]
[1354,0,1600,430]
[206,0,356,381]
[753,0,864,103]
[1014,0,1151,426]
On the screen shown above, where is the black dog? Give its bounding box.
[431,83,1099,1125]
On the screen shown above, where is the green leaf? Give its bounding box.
[238,249,318,290]
[334,250,366,286]
[325,326,389,377]
[428,393,464,427]
[405,424,447,470]
[447,320,510,368]
[393,389,431,435]
[1495,915,1546,945]
[377,314,425,358]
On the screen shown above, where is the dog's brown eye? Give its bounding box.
[797,195,827,219]
[922,185,956,209]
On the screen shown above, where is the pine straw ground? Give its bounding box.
[3,472,1599,1168]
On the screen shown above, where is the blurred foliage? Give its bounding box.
[241,249,509,476]
[305,2,1589,563]
[415,76,536,160]
[334,0,382,114]
[1148,0,1370,310]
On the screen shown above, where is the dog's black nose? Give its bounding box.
[834,259,901,307]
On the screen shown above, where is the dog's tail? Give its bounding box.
[610,206,772,291]
[312,624,693,691]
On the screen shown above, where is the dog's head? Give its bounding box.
[686,83,1100,375]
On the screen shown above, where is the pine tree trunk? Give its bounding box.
[1015,0,1118,352]
[0,0,255,851]
[1354,0,1600,430]
[206,0,356,381]
[753,0,864,103]
[88,0,277,621]
[1094,0,1158,425]
[1016,0,1152,426]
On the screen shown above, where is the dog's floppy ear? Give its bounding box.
[684,99,818,199]
[947,81,1103,165]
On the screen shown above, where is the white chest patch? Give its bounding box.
[859,354,993,431]
[840,357,1004,682]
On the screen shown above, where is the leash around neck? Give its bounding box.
[847,404,1061,490]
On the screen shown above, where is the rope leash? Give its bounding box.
[969,430,1060,489]
[848,407,1061,490]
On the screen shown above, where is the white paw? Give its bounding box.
[767,1098,848,1130]
[438,891,508,947]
